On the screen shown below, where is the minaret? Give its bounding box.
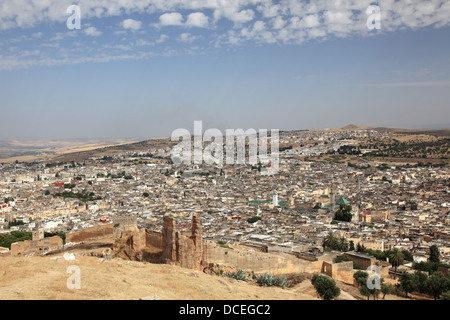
[273,192,279,207]
[329,187,336,212]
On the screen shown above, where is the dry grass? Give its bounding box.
[0,255,320,300]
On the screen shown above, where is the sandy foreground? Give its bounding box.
[0,254,410,300]
[0,255,319,300]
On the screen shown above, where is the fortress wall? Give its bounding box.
[206,243,318,274]
[321,261,355,284]
[11,236,63,257]
[66,224,113,243]
[145,229,163,249]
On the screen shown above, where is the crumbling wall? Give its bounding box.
[145,229,163,248]
[113,214,206,270]
[66,224,113,243]
[11,236,63,257]
[113,213,137,239]
[113,227,146,261]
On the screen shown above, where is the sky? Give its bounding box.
[0,0,449,140]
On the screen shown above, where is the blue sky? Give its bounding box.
[0,0,449,139]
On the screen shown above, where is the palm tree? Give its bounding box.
[389,249,404,280]
[338,238,349,252]
[323,232,336,249]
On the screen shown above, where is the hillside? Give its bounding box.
[0,254,320,300]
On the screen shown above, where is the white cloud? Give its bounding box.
[157,34,169,43]
[2,0,450,69]
[302,15,320,28]
[231,9,255,24]
[186,12,209,28]
[159,12,184,26]
[121,19,143,30]
[325,11,353,25]
[179,33,197,43]
[272,16,286,30]
[0,0,448,33]
[84,26,102,36]
[135,34,168,46]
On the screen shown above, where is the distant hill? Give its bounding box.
[322,124,450,137]
[3,123,449,163]
[340,124,372,131]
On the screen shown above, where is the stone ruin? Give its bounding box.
[11,219,63,257]
[113,212,207,270]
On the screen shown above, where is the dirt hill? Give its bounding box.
[0,254,321,300]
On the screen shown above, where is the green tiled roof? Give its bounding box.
[337,197,349,204]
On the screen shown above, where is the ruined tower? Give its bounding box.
[113,211,137,239]
[32,219,44,241]
[161,215,177,263]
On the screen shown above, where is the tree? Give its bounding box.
[311,274,341,300]
[389,249,404,280]
[402,250,414,262]
[323,232,349,252]
[413,271,429,294]
[442,291,450,300]
[359,284,371,300]
[323,232,337,250]
[356,242,365,252]
[337,237,349,252]
[381,283,392,299]
[353,270,369,288]
[247,216,261,224]
[399,272,417,298]
[7,219,25,229]
[334,204,352,222]
[413,261,439,275]
[425,272,450,300]
[349,240,355,251]
[429,245,440,263]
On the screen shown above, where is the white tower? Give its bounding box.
[273,192,279,207]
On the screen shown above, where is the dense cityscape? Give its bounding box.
[1,126,449,300]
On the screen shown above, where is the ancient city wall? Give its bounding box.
[113,214,206,270]
[66,224,113,243]
[11,236,63,257]
[206,243,322,274]
[343,252,375,270]
[145,229,163,249]
[321,261,355,284]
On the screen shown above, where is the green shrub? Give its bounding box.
[224,269,248,281]
[256,273,287,288]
